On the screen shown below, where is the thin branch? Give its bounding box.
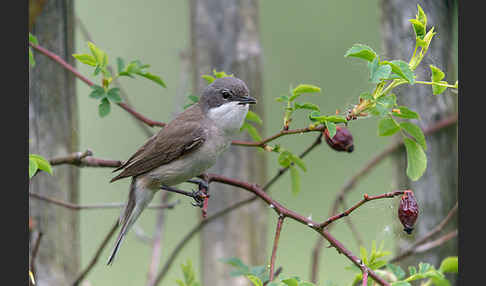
[390,202,458,263]
[29,192,179,210]
[317,191,405,229]
[231,125,325,148]
[340,201,364,247]
[29,231,43,283]
[269,216,285,282]
[29,42,166,128]
[309,114,457,283]
[72,221,119,286]
[413,230,457,254]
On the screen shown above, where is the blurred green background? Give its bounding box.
[73,1,455,285]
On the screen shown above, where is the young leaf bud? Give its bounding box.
[398,190,419,234]
[324,126,354,152]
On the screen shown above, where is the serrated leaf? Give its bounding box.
[247,275,263,286]
[294,102,320,112]
[282,277,299,286]
[29,33,38,45]
[72,54,97,67]
[325,121,336,139]
[241,122,262,142]
[370,62,392,84]
[439,256,458,273]
[403,138,427,181]
[290,165,301,195]
[116,57,125,74]
[291,84,321,101]
[29,154,53,175]
[89,85,105,99]
[99,98,111,117]
[29,48,35,67]
[29,158,38,179]
[136,72,167,88]
[344,44,377,62]
[382,60,415,84]
[87,41,105,65]
[400,122,427,150]
[392,106,420,119]
[246,111,263,125]
[387,264,406,280]
[378,117,400,136]
[201,74,215,84]
[107,88,122,103]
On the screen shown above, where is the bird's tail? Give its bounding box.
[107,179,155,265]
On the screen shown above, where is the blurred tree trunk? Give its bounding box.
[29,0,79,285]
[380,0,458,276]
[189,1,268,285]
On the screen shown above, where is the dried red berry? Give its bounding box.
[324,126,354,153]
[398,190,419,234]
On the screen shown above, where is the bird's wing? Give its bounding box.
[110,117,206,183]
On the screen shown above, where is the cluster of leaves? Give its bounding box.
[220,257,270,283]
[176,260,201,286]
[29,153,52,179]
[28,33,38,67]
[73,41,166,117]
[347,241,458,286]
[342,4,458,181]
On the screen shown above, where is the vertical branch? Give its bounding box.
[269,216,284,282]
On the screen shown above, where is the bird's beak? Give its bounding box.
[236,95,257,105]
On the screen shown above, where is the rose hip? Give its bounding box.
[398,190,419,234]
[324,126,354,153]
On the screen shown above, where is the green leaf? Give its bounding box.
[278,151,291,167]
[408,266,417,276]
[247,275,263,286]
[360,246,368,265]
[107,88,122,103]
[202,74,215,84]
[409,19,426,40]
[213,70,233,78]
[439,257,458,273]
[29,33,38,45]
[282,277,299,286]
[382,60,415,84]
[294,102,320,112]
[325,121,336,139]
[371,94,397,116]
[289,153,307,172]
[391,282,411,286]
[136,72,167,88]
[378,117,400,136]
[72,54,98,66]
[360,92,373,101]
[430,65,445,82]
[116,57,125,74]
[29,154,53,176]
[416,4,427,27]
[400,122,427,150]
[93,65,102,76]
[291,84,321,101]
[241,122,262,142]
[392,106,420,119]
[89,85,106,99]
[246,111,263,125]
[370,61,392,83]
[99,98,111,117]
[87,41,105,65]
[344,44,377,62]
[387,264,406,280]
[275,95,290,103]
[403,138,427,181]
[324,115,347,123]
[29,158,38,179]
[432,81,448,95]
[290,165,301,195]
[29,48,35,67]
[188,95,199,103]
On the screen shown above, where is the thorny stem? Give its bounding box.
[269,216,285,282]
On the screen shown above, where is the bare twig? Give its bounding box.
[29,231,43,284]
[269,216,285,282]
[390,202,458,263]
[29,192,179,210]
[413,230,457,254]
[231,125,325,148]
[340,201,364,247]
[72,221,119,286]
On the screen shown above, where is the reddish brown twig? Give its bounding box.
[72,221,119,286]
[269,216,285,282]
[29,231,43,284]
[29,192,179,210]
[413,230,457,254]
[390,202,458,263]
[29,42,166,128]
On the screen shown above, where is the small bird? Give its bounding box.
[107,77,256,265]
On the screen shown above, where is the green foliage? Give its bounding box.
[175,260,200,286]
[29,154,53,179]
[201,69,234,84]
[220,257,269,283]
[73,41,166,117]
[403,138,427,181]
[249,275,316,286]
[276,149,307,195]
[344,44,377,62]
[28,33,38,67]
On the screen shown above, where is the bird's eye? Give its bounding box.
[221,89,232,99]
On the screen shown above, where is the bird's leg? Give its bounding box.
[186,177,210,216]
[160,185,197,200]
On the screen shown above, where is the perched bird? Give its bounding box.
[107,77,256,265]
